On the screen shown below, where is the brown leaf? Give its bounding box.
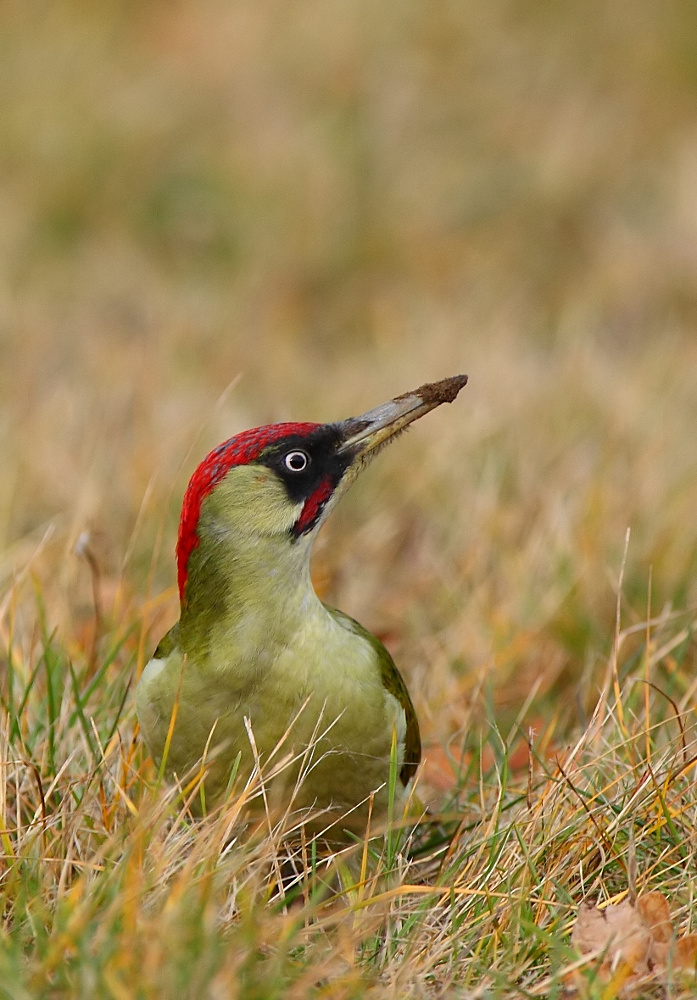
[571,899,650,980]
[570,892,697,995]
[637,891,673,945]
[674,933,697,972]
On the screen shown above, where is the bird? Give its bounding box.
[137,374,467,836]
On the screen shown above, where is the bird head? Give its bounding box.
[176,374,468,607]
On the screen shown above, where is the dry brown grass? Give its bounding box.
[1,1,697,996]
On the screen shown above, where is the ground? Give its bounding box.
[1,1,697,996]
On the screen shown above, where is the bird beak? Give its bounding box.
[337,374,468,459]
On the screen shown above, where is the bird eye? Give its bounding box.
[284,450,309,473]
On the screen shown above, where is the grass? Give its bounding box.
[2,0,697,995]
[0,577,696,997]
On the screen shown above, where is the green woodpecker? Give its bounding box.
[137,375,467,833]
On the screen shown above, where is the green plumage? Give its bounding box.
[137,377,467,835]
[327,607,420,785]
[137,465,420,833]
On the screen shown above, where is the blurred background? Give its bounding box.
[2,0,697,767]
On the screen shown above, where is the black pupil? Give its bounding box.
[288,452,306,470]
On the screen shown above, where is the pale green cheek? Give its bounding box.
[207,466,302,537]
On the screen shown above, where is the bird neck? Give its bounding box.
[178,520,318,663]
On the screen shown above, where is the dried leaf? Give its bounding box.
[570,892,697,995]
[674,934,697,972]
[637,891,672,945]
[571,899,650,981]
